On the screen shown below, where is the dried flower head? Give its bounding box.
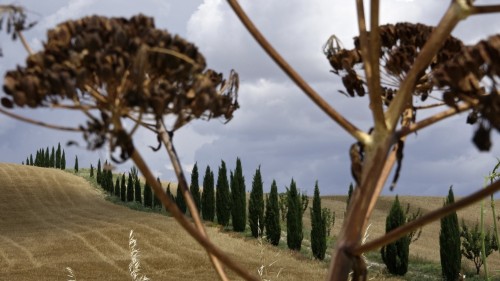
[1,14,239,159]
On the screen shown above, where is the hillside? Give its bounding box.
[0,163,326,280]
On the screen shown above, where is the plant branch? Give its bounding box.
[226,0,370,144]
[353,179,500,255]
[471,5,500,15]
[0,107,82,132]
[397,102,471,138]
[385,1,469,130]
[157,120,230,281]
[16,30,34,55]
[414,102,445,110]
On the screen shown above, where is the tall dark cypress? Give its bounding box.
[114,176,120,197]
[265,180,281,246]
[74,155,79,173]
[120,173,126,202]
[286,179,303,251]
[90,164,94,178]
[346,183,354,210]
[134,175,142,204]
[96,159,102,184]
[310,181,326,260]
[167,183,175,202]
[175,182,187,213]
[440,186,461,281]
[249,166,264,238]
[127,173,134,202]
[29,154,33,166]
[50,147,55,168]
[381,195,410,275]
[216,160,231,226]
[201,166,215,221]
[61,150,66,170]
[44,147,49,167]
[189,163,201,214]
[144,181,152,208]
[153,177,162,210]
[55,143,61,168]
[107,170,114,194]
[231,158,246,232]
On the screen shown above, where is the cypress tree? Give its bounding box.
[153,177,162,210]
[189,163,201,214]
[144,181,152,208]
[120,173,126,202]
[107,170,113,194]
[127,173,134,202]
[61,150,66,170]
[56,143,61,168]
[96,159,102,184]
[134,175,142,204]
[381,195,410,275]
[440,186,461,281]
[25,157,29,165]
[50,147,55,168]
[346,183,354,209]
[44,147,49,167]
[249,166,264,238]
[167,183,175,202]
[114,176,120,197]
[74,155,79,173]
[311,181,327,260]
[216,160,231,226]
[90,164,94,178]
[287,179,303,251]
[29,154,33,166]
[175,181,187,213]
[231,158,246,232]
[265,179,281,246]
[202,165,215,221]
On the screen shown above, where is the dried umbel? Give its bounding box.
[1,14,239,157]
[324,22,464,103]
[433,35,500,151]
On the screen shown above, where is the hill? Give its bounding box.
[0,163,326,280]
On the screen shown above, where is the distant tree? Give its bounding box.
[323,208,335,237]
[25,157,29,165]
[287,179,303,251]
[346,183,354,209]
[127,173,134,202]
[265,179,281,246]
[114,176,120,197]
[231,158,246,232]
[120,173,126,202]
[278,192,288,222]
[166,183,175,202]
[176,180,187,214]
[202,165,215,221]
[216,160,231,226]
[29,154,33,166]
[134,175,141,204]
[55,143,61,169]
[461,219,499,275]
[249,166,264,238]
[301,193,309,214]
[49,146,55,167]
[107,170,113,194]
[74,155,79,173]
[153,177,162,210]
[90,164,94,178]
[96,159,102,184]
[381,195,410,276]
[190,163,201,214]
[440,186,461,281]
[61,150,66,170]
[144,181,152,208]
[44,147,49,167]
[311,181,327,260]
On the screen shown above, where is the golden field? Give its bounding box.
[0,162,499,280]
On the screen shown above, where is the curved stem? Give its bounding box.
[0,107,82,132]
[226,0,370,144]
[353,179,500,255]
[157,120,230,281]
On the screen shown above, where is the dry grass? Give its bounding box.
[0,163,326,281]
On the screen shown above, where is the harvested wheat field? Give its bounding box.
[0,163,327,281]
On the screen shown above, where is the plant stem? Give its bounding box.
[480,177,488,280]
[226,0,370,144]
[353,179,500,255]
[0,107,82,132]
[157,121,229,281]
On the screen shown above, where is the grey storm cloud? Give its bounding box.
[0,0,499,196]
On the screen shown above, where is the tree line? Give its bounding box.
[22,142,66,169]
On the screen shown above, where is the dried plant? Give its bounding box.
[129,230,150,281]
[65,267,76,281]
[2,1,500,281]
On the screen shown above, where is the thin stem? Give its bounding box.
[413,102,445,110]
[471,5,500,15]
[367,0,386,132]
[16,30,34,55]
[397,103,471,138]
[226,0,370,144]
[385,1,468,131]
[353,179,500,255]
[157,121,230,281]
[0,107,82,132]
[148,47,199,66]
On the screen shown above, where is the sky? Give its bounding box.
[0,0,499,197]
